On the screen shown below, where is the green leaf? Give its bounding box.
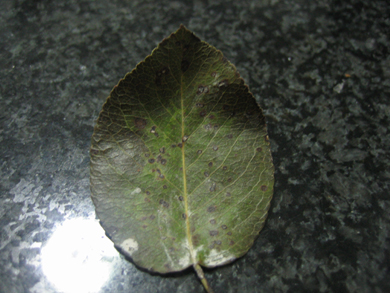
[90,25,274,292]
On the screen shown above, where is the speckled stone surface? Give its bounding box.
[1,0,389,292]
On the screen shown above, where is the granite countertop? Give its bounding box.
[0,0,389,292]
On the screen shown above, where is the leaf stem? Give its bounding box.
[194,263,214,293]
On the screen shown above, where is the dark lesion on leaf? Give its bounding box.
[159,199,169,208]
[209,230,219,236]
[207,206,216,212]
[181,60,189,73]
[155,67,170,85]
[134,118,147,130]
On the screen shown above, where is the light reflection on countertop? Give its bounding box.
[41,217,119,293]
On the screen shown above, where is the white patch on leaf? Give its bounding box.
[204,249,235,267]
[120,238,138,255]
[130,188,141,195]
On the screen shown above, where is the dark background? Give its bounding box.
[1,0,389,292]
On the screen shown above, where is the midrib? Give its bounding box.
[181,78,197,265]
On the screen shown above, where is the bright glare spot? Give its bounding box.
[41,217,118,293]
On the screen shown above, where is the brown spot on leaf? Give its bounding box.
[214,124,219,129]
[171,144,176,148]
[141,216,147,221]
[227,178,232,182]
[208,162,213,167]
[154,132,159,138]
[216,240,222,245]
[223,166,227,170]
[227,134,233,139]
[90,149,99,155]
[209,114,215,119]
[159,199,169,208]
[178,196,184,201]
[229,239,235,245]
[197,150,202,155]
[211,72,217,77]
[196,103,204,108]
[181,60,189,72]
[159,174,165,179]
[161,159,167,165]
[227,231,232,236]
[142,225,147,229]
[221,225,227,230]
[210,219,216,225]
[207,206,216,212]
[159,147,165,154]
[145,153,150,157]
[192,234,200,246]
[226,192,231,197]
[150,215,155,220]
[148,158,155,164]
[163,185,167,189]
[177,143,183,148]
[182,213,187,220]
[197,85,207,95]
[150,126,156,133]
[213,146,219,151]
[261,185,268,191]
[209,230,219,236]
[134,118,147,130]
[200,110,207,117]
[146,191,151,195]
[204,171,209,177]
[256,147,262,152]
[182,135,189,142]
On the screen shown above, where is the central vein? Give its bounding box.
[181,79,196,264]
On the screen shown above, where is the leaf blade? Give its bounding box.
[90,25,274,274]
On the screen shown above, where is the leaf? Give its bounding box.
[90,25,274,292]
